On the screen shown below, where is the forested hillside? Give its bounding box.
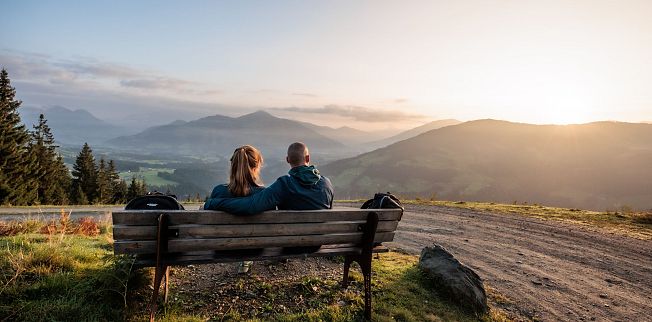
[322,120,652,210]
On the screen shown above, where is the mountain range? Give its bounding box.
[19,106,652,209]
[20,106,131,145]
[321,120,652,210]
[106,111,349,159]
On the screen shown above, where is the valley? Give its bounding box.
[20,106,652,211]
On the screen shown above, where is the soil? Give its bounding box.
[382,203,652,322]
[167,257,356,320]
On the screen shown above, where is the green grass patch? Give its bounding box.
[119,167,178,186]
[0,233,146,321]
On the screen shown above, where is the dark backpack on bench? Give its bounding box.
[125,191,185,210]
[361,192,404,210]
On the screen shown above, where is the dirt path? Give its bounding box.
[384,204,652,322]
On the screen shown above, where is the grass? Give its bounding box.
[119,167,178,186]
[398,199,652,240]
[0,233,147,321]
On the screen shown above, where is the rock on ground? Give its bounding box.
[419,244,488,314]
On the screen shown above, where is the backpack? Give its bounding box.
[360,192,404,210]
[125,191,185,210]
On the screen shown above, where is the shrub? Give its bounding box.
[73,217,100,236]
[634,212,652,225]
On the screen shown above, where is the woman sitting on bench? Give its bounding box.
[206,145,265,273]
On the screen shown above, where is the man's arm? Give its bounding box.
[204,179,288,215]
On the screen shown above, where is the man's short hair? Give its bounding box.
[287,142,309,166]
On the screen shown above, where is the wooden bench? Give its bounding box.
[112,208,403,321]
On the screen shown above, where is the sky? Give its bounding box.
[2,0,651,130]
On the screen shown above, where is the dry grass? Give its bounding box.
[1,209,107,238]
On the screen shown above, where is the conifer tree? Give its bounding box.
[71,143,98,204]
[50,155,71,205]
[106,160,121,203]
[126,177,148,201]
[140,178,148,195]
[127,177,139,201]
[96,158,111,204]
[71,184,88,205]
[0,68,32,205]
[29,114,71,205]
[113,179,128,204]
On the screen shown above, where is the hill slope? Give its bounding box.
[106,111,345,158]
[367,119,462,148]
[321,120,652,210]
[299,122,380,146]
[20,106,128,145]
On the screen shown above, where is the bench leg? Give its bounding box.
[340,212,379,320]
[361,255,372,320]
[149,265,165,322]
[150,214,170,322]
[163,266,171,304]
[342,255,353,288]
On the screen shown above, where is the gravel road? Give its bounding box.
[384,204,652,322]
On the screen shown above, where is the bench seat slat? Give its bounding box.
[112,209,403,226]
[132,245,390,267]
[113,220,399,240]
[114,232,395,254]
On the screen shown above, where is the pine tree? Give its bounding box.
[106,160,121,203]
[28,114,71,205]
[21,142,39,205]
[71,184,88,205]
[0,68,32,205]
[96,158,110,204]
[127,177,140,201]
[113,179,128,204]
[50,155,71,205]
[71,143,98,204]
[139,178,148,195]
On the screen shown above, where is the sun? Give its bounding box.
[543,106,593,125]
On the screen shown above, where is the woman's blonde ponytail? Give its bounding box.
[227,145,263,197]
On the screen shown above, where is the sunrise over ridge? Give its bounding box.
[2,2,652,321]
[2,0,652,129]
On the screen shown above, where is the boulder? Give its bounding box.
[418,244,488,314]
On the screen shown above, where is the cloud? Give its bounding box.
[0,50,215,95]
[292,92,318,97]
[275,105,426,122]
[393,98,408,104]
[120,78,194,90]
[54,60,142,79]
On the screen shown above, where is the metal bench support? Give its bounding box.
[149,214,170,322]
[342,212,379,320]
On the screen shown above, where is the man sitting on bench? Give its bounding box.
[204,141,334,214]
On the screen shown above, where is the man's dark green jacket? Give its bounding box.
[203,165,334,214]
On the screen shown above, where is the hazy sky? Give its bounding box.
[2,0,651,129]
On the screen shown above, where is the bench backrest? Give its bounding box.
[112,208,403,256]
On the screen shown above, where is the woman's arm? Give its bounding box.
[206,179,287,214]
[203,184,231,209]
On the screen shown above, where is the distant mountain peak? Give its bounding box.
[48,105,72,112]
[238,110,276,119]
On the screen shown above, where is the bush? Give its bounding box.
[634,212,652,225]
